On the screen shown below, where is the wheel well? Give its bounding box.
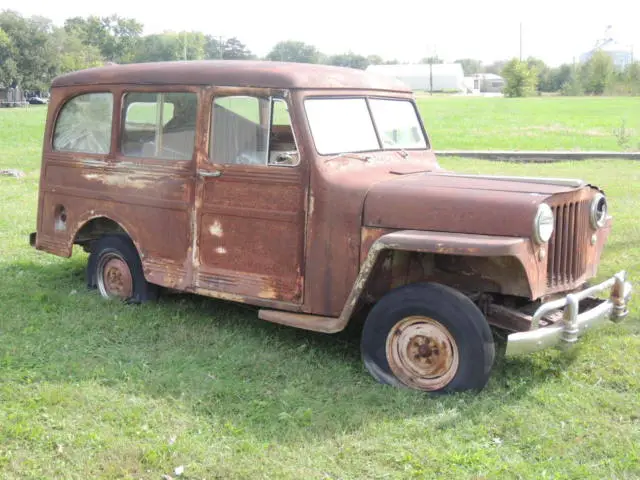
[360,249,531,307]
[73,217,127,252]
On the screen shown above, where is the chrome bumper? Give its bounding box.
[505,271,632,356]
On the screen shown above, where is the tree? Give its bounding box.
[501,58,538,97]
[222,37,253,60]
[0,10,59,90]
[266,40,321,63]
[526,56,551,93]
[133,34,178,63]
[420,56,443,64]
[133,31,206,63]
[484,60,508,75]
[548,64,573,92]
[560,70,584,96]
[53,28,103,74]
[622,62,640,95]
[326,52,369,69]
[204,35,223,59]
[179,31,206,60]
[581,50,614,95]
[0,26,18,86]
[366,54,384,66]
[64,14,142,63]
[454,58,483,75]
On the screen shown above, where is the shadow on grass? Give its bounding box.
[0,253,583,445]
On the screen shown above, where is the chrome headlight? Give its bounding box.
[590,193,607,229]
[533,203,554,244]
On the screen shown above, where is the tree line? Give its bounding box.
[1,9,639,97]
[0,10,400,91]
[500,54,640,97]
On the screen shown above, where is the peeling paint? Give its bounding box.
[83,172,153,189]
[209,220,223,237]
[215,246,227,254]
[258,286,278,299]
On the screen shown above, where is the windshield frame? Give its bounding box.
[302,94,431,156]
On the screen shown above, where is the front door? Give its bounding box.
[194,91,306,305]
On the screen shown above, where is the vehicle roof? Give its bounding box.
[51,60,412,92]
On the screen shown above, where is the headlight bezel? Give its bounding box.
[533,203,554,244]
[590,193,607,229]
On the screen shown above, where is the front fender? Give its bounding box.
[332,230,543,332]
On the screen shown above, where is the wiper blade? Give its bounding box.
[324,152,371,163]
[394,148,409,159]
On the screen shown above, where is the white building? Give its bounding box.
[580,26,634,70]
[365,63,465,92]
[462,73,505,94]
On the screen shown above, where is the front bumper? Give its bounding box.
[505,270,632,356]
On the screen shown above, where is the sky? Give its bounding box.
[5,0,640,66]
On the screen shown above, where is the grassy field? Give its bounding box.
[1,103,639,479]
[418,95,640,152]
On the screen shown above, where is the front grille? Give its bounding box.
[547,199,590,288]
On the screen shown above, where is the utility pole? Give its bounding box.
[429,60,433,95]
[428,43,435,95]
[519,22,523,61]
[218,36,224,59]
[183,31,187,61]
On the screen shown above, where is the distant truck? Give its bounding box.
[30,60,632,394]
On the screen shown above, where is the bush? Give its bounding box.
[581,51,614,95]
[560,72,584,96]
[502,59,538,97]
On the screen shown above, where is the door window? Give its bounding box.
[210,95,298,166]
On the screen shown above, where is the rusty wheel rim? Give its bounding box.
[386,315,459,391]
[96,253,133,300]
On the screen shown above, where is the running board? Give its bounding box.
[258,309,342,333]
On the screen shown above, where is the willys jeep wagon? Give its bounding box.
[30,60,633,393]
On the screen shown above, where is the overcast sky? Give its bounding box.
[7,0,639,66]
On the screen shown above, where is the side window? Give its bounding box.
[210,95,299,167]
[53,93,113,154]
[121,92,197,161]
[268,98,299,166]
[211,96,269,165]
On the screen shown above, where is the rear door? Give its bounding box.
[114,88,198,290]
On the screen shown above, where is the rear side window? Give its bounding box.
[121,92,197,161]
[53,93,113,154]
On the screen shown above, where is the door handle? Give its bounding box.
[198,170,222,178]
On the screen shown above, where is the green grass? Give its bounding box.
[0,103,639,479]
[418,96,640,151]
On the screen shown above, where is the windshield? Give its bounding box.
[304,97,428,155]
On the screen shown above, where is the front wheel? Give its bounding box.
[361,282,495,393]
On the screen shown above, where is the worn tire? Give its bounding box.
[361,282,495,393]
[86,234,159,304]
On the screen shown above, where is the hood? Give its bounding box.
[363,171,586,238]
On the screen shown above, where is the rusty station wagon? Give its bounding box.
[30,60,632,393]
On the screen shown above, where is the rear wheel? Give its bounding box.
[87,234,159,304]
[361,282,495,393]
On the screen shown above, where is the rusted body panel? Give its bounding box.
[51,60,410,92]
[359,228,540,297]
[33,60,615,337]
[36,85,198,292]
[363,173,577,237]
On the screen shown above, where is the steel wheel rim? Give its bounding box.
[96,253,133,300]
[386,315,459,391]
